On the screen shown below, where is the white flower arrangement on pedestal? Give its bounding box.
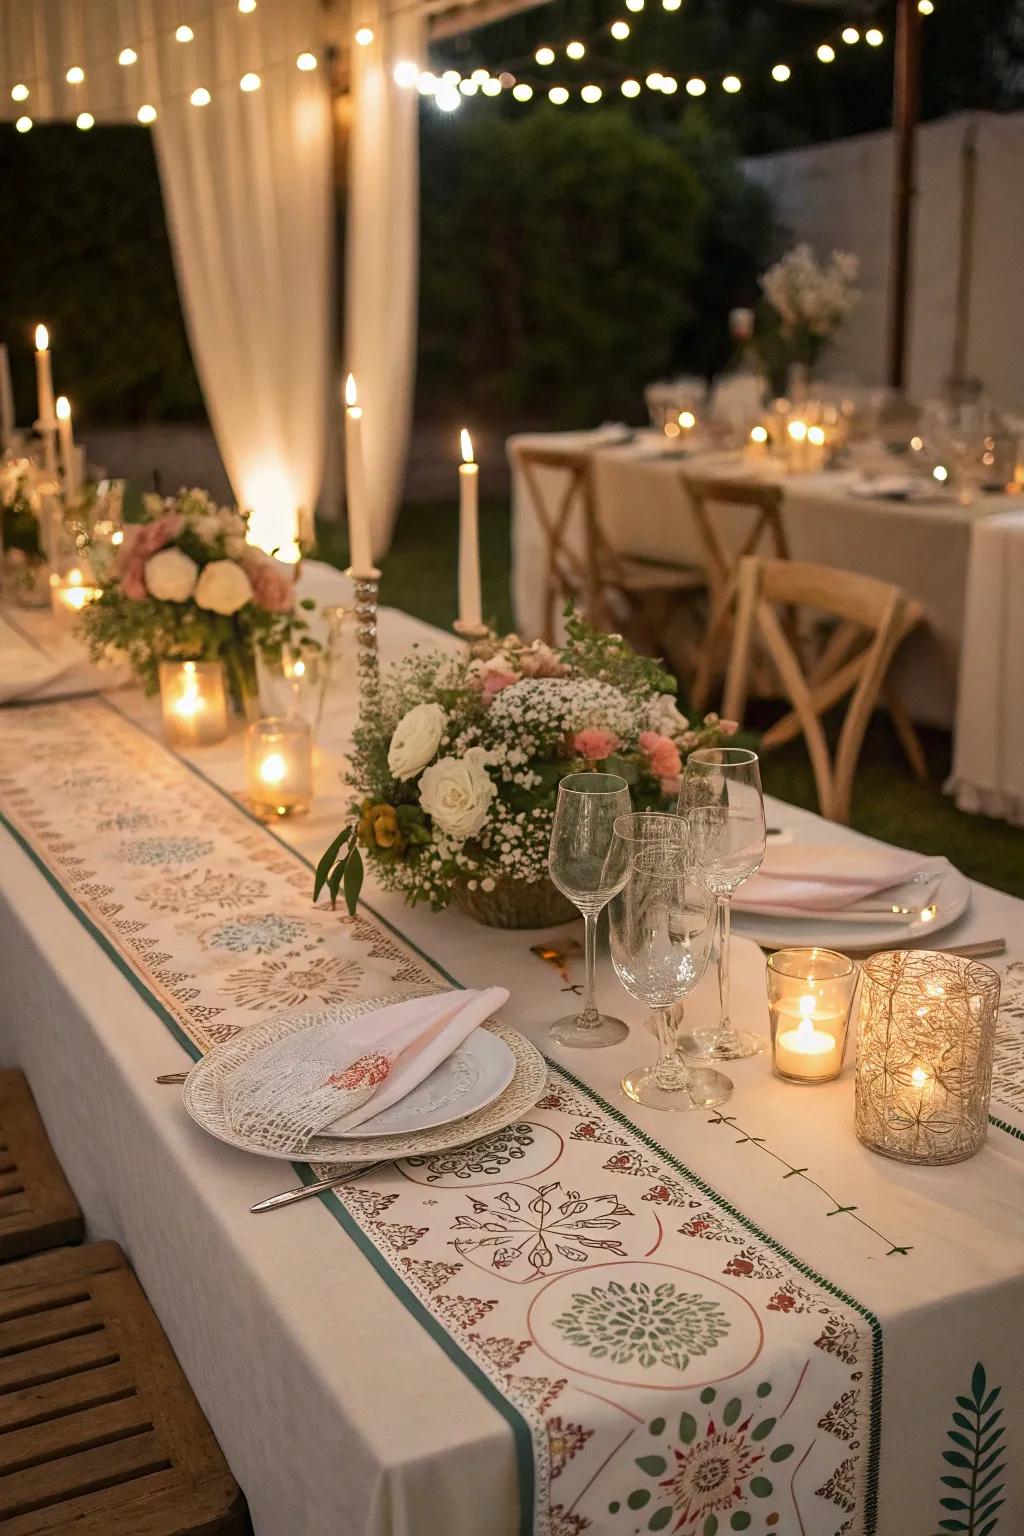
[757,243,860,378]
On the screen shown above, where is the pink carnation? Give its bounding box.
[114,512,184,601]
[481,669,520,701]
[242,550,296,613]
[574,727,621,762]
[639,730,683,781]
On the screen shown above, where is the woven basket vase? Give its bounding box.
[453,875,577,930]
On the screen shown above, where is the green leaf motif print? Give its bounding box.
[933,1362,1005,1536]
[553,1279,730,1371]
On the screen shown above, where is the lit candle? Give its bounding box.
[787,417,808,473]
[50,567,101,623]
[343,373,373,577]
[55,396,79,499]
[807,423,827,469]
[245,717,313,817]
[0,343,15,449]
[747,423,769,461]
[458,427,482,631]
[158,660,229,748]
[34,325,58,478]
[773,995,844,1082]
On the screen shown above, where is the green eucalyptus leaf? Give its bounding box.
[343,845,364,916]
[314,827,352,902]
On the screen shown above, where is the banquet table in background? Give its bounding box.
[509,430,1008,729]
[2,572,1024,1535]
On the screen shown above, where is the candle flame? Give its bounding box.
[750,425,768,443]
[460,428,474,464]
[35,324,49,352]
[795,1017,818,1047]
[111,529,124,545]
[344,373,358,408]
[788,420,808,442]
[259,752,287,785]
[68,568,83,586]
[56,396,71,421]
[798,993,816,1018]
[678,410,696,430]
[808,425,826,447]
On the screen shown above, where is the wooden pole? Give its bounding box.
[886,0,923,391]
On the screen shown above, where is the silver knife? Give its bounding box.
[251,1161,388,1213]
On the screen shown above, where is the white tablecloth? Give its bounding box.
[2,570,1024,1535]
[509,431,1008,727]
[949,509,1024,824]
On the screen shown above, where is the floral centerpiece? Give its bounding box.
[315,610,736,928]
[1,458,50,606]
[755,243,860,393]
[80,487,313,708]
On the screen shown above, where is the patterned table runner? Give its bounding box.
[6,696,1016,1536]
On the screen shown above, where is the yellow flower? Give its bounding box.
[358,801,404,852]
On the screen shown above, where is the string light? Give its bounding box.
[622,78,641,96]
[459,78,477,94]
[581,83,602,102]
[240,71,261,91]
[771,63,791,81]
[918,0,934,12]
[471,68,489,82]
[417,71,438,93]
[566,41,586,59]
[610,21,630,40]
[481,77,501,95]
[393,60,418,86]
[190,86,211,105]
[15,115,32,133]
[645,71,664,89]
[296,51,317,70]
[512,81,533,100]
[660,74,678,93]
[442,69,460,84]
[842,26,860,43]
[10,83,28,101]
[118,48,137,65]
[626,0,645,10]
[662,0,681,10]
[817,43,835,62]
[66,66,85,84]
[238,0,257,10]
[549,85,569,103]
[137,103,157,122]
[355,27,374,45]
[722,74,742,92]
[174,24,194,42]
[866,27,884,45]
[535,46,555,64]
[76,111,94,129]
[686,76,706,95]
[436,81,460,110]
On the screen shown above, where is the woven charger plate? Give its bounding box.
[183,993,549,1165]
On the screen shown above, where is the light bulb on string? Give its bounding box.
[240,72,261,91]
[626,0,644,10]
[722,74,742,92]
[11,83,28,101]
[918,0,934,12]
[660,75,678,93]
[581,83,602,102]
[436,82,461,110]
[76,111,94,129]
[512,82,533,100]
[459,78,477,94]
[238,0,257,10]
[296,52,317,70]
[175,24,194,42]
[417,71,438,93]
[685,76,706,95]
[662,0,681,10]
[566,40,586,59]
[621,78,641,97]
[549,85,569,103]
[535,46,555,64]
[481,77,501,95]
[771,63,790,81]
[442,69,461,85]
[471,68,490,83]
[842,26,860,43]
[15,115,32,133]
[817,43,835,62]
[66,66,84,84]
[190,87,211,106]
[645,71,664,90]
[137,103,157,122]
[118,48,137,65]
[610,20,630,39]
[355,27,374,46]
[866,28,884,45]
[393,60,418,86]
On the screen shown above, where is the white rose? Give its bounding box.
[388,702,447,781]
[419,747,496,841]
[194,559,253,616]
[646,693,690,740]
[144,547,198,603]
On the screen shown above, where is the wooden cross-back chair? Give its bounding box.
[679,475,793,710]
[722,557,928,824]
[513,442,706,652]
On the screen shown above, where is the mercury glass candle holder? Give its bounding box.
[766,948,857,1085]
[855,949,1000,1165]
[158,660,229,748]
[245,717,313,818]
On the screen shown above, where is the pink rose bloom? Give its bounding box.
[639,730,683,781]
[114,512,184,601]
[242,550,296,613]
[481,669,520,702]
[574,727,621,762]
[660,775,682,798]
[518,640,566,679]
[719,719,739,736]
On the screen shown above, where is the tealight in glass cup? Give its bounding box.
[245,717,313,818]
[766,948,857,1085]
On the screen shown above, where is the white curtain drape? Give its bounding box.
[1,0,334,561]
[346,0,423,563]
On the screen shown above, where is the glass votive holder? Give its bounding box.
[158,660,228,749]
[855,949,1000,1165]
[256,641,328,738]
[766,948,857,1085]
[245,717,313,818]
[49,565,101,626]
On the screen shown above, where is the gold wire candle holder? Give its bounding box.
[854,949,1000,1165]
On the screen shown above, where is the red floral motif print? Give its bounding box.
[326,1051,390,1091]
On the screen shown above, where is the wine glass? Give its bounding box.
[548,773,633,1048]
[678,747,767,1060]
[609,831,730,1112]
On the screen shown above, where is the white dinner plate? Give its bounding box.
[324,1028,515,1138]
[732,857,971,952]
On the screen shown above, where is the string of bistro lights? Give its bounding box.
[3,0,937,129]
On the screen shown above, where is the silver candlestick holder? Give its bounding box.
[346,566,381,713]
[453,618,493,658]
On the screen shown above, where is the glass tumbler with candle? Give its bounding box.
[159,660,228,748]
[855,949,1000,1165]
[245,717,313,818]
[767,948,857,1084]
[50,564,101,626]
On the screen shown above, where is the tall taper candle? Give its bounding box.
[0,343,14,449]
[343,373,373,576]
[56,396,79,500]
[458,428,482,630]
[34,325,58,479]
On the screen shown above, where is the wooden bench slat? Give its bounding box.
[0,1300,103,1360]
[0,1074,82,1260]
[0,1467,183,1536]
[0,1361,137,1434]
[0,1332,121,1396]
[0,1392,154,1477]
[0,1426,173,1518]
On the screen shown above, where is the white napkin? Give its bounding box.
[847,476,936,502]
[223,987,509,1153]
[0,616,66,704]
[734,843,931,916]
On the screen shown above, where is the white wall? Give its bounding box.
[744,111,1024,411]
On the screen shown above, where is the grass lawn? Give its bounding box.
[319,497,1024,900]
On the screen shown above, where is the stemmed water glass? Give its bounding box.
[547,773,633,1048]
[608,824,730,1112]
[678,747,767,1060]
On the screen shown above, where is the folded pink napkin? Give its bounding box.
[224,986,509,1153]
[733,844,930,916]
